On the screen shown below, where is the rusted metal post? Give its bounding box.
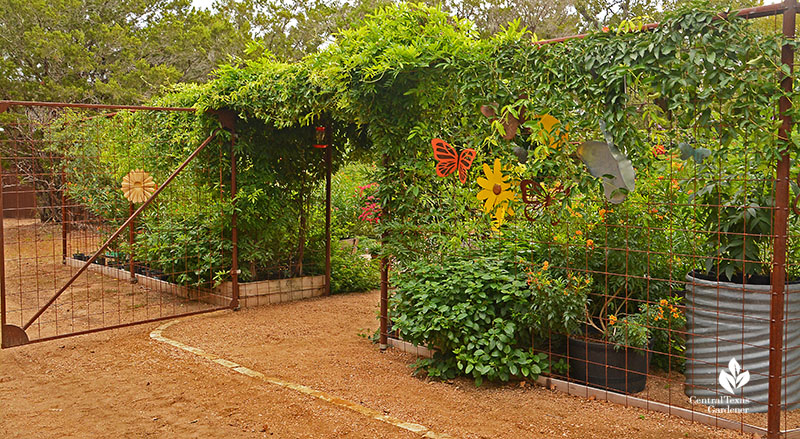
[380,255,389,350]
[0,163,6,341]
[324,128,332,296]
[61,168,68,264]
[768,1,796,437]
[128,202,136,282]
[379,154,389,350]
[230,131,239,310]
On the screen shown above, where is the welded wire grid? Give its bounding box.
[0,103,232,343]
[383,8,799,436]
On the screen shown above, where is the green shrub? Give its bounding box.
[328,244,380,294]
[526,261,592,337]
[133,208,231,287]
[604,296,687,369]
[391,254,549,385]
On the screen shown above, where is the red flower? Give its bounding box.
[652,144,666,156]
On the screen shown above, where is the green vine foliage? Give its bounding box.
[51,1,800,383]
[187,1,793,263]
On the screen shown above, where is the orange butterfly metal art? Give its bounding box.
[431,138,477,185]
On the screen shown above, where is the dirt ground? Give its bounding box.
[0,290,756,439]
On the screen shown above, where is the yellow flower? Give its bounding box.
[542,261,550,271]
[609,315,617,325]
[477,159,513,213]
[121,169,156,203]
[672,312,681,319]
[660,299,668,307]
[491,203,510,231]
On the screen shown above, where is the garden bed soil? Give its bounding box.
[0,290,753,439]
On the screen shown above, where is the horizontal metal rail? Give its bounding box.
[18,307,230,347]
[534,2,787,45]
[0,100,196,113]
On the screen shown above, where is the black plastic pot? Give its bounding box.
[534,334,569,378]
[568,336,650,393]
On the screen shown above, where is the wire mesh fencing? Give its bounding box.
[0,102,236,345]
[382,3,800,437]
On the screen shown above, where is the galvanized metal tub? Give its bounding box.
[684,273,800,412]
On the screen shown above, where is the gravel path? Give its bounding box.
[1,290,748,438]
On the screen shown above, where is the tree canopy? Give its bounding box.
[4,0,764,104]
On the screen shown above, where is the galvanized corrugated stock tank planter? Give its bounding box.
[685,273,800,412]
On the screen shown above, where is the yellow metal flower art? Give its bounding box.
[121,169,156,203]
[491,202,515,231]
[477,159,514,213]
[537,114,568,150]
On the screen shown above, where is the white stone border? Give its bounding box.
[386,337,800,437]
[151,319,453,439]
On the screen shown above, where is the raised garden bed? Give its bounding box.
[64,257,325,308]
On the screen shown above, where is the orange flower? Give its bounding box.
[602,26,610,32]
[542,261,550,271]
[660,299,668,307]
[609,315,617,325]
[575,230,583,236]
[586,239,595,248]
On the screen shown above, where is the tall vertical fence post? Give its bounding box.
[379,154,389,351]
[61,167,68,264]
[0,161,6,345]
[128,203,136,282]
[324,125,332,296]
[230,132,239,309]
[768,1,796,437]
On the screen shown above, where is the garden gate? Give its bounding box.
[0,101,241,347]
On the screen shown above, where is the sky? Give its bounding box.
[192,0,786,11]
[189,0,787,15]
[192,0,215,10]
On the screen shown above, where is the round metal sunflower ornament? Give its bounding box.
[121,169,156,203]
